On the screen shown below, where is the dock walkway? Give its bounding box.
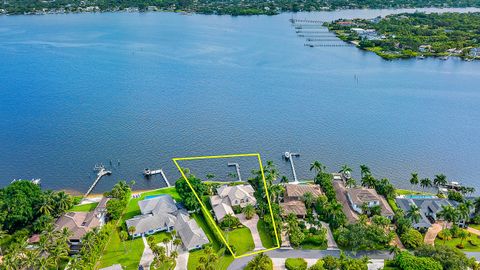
[84,168,111,197]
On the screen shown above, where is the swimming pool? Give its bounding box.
[404,194,437,199]
[144,194,166,200]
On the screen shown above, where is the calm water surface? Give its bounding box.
[1,8,480,193]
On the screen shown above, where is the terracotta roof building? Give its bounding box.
[280,200,307,218]
[346,188,394,218]
[284,184,323,202]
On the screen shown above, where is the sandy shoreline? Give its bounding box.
[75,187,173,204]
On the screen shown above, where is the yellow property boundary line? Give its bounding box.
[172,153,281,258]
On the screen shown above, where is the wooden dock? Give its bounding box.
[84,167,111,197]
[284,152,300,184]
[290,19,326,24]
[144,168,170,187]
[159,169,170,187]
[305,43,354,47]
[306,38,341,42]
[228,162,242,182]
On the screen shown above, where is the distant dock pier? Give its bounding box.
[84,166,111,197]
[228,162,242,182]
[283,152,300,184]
[143,168,171,187]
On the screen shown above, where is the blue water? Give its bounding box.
[1,8,480,194]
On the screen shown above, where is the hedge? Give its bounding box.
[285,258,308,270]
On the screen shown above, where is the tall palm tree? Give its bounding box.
[433,174,448,188]
[280,175,289,184]
[302,192,315,209]
[407,204,422,223]
[437,205,458,229]
[410,172,419,189]
[119,230,128,253]
[457,203,471,223]
[420,178,432,190]
[359,165,371,178]
[55,191,72,213]
[269,184,284,203]
[361,174,377,188]
[0,227,7,256]
[38,196,54,216]
[339,165,352,176]
[345,178,356,188]
[310,161,326,175]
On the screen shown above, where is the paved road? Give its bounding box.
[320,221,338,250]
[227,248,393,270]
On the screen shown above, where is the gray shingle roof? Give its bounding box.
[175,211,209,250]
[395,198,459,228]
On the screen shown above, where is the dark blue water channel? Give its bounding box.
[1,8,479,194]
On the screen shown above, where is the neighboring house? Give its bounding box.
[175,211,209,251]
[280,184,323,218]
[396,198,462,229]
[283,184,323,202]
[125,195,209,250]
[54,197,109,252]
[346,187,394,219]
[210,184,256,221]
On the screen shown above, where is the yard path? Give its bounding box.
[467,227,480,236]
[139,236,154,269]
[320,221,338,250]
[237,213,264,250]
[424,223,443,245]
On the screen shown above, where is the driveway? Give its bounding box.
[237,213,264,250]
[227,248,393,270]
[320,221,338,250]
[174,248,189,270]
[332,180,359,223]
[467,227,480,236]
[139,236,154,269]
[424,223,443,245]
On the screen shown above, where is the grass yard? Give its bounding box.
[257,219,276,248]
[98,228,145,270]
[188,213,234,270]
[224,227,255,255]
[469,224,480,230]
[435,230,480,251]
[396,189,434,196]
[69,202,99,212]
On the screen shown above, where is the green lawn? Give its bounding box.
[396,189,434,196]
[435,230,480,251]
[98,228,145,270]
[224,227,255,255]
[188,213,234,270]
[469,224,480,230]
[257,219,275,248]
[69,202,98,212]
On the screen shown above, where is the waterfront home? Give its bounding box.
[210,184,256,221]
[54,197,109,252]
[346,187,394,219]
[395,198,463,229]
[126,195,209,250]
[419,45,432,53]
[283,184,323,202]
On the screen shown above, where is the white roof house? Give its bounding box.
[125,195,209,250]
[175,211,209,251]
[210,184,256,221]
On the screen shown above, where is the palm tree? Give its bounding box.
[119,230,128,253]
[345,178,356,188]
[440,229,452,244]
[360,165,371,178]
[55,191,72,213]
[246,253,272,270]
[0,227,7,256]
[269,184,285,203]
[173,238,182,251]
[457,203,471,223]
[206,173,215,180]
[339,165,352,177]
[475,197,480,214]
[162,237,170,256]
[433,174,448,188]
[39,195,54,216]
[243,204,256,220]
[420,178,432,190]
[438,205,458,229]
[459,230,469,247]
[127,226,136,250]
[407,204,422,223]
[361,174,377,188]
[410,172,419,189]
[310,161,326,175]
[302,192,315,209]
[280,175,289,184]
